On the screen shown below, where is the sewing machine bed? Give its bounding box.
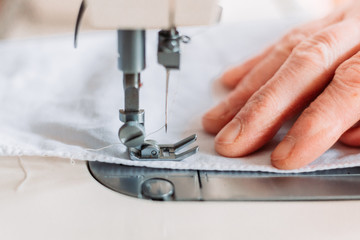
[89,161,360,201]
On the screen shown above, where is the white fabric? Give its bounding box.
[1,20,360,173]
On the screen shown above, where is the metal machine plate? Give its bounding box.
[88,161,360,201]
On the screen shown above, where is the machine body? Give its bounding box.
[76,0,221,160]
[78,1,360,202]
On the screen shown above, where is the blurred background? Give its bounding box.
[0,0,345,39]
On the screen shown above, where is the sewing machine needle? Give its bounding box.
[165,69,170,133]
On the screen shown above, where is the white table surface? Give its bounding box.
[1,156,360,240]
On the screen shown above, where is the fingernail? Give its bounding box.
[272,136,296,161]
[215,118,242,144]
[204,102,228,120]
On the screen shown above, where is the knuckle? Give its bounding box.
[301,84,354,131]
[299,108,318,131]
[282,29,308,46]
[335,54,360,88]
[301,103,323,119]
[277,30,309,55]
[300,101,337,130]
[291,31,338,69]
[225,89,247,110]
[245,88,280,118]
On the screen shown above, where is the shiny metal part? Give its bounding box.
[119,110,144,124]
[117,30,146,74]
[141,178,175,200]
[88,162,201,201]
[158,29,181,69]
[157,28,190,70]
[122,73,141,112]
[116,29,198,161]
[118,72,146,149]
[157,28,190,134]
[118,121,146,148]
[88,162,360,201]
[128,134,199,161]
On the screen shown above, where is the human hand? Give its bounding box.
[202,0,360,170]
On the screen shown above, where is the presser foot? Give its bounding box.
[128,134,199,161]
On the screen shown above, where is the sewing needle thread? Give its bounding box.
[83,143,122,152]
[147,125,166,138]
[165,0,175,134]
[165,69,170,133]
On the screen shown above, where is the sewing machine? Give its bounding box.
[75,0,221,160]
[75,0,360,202]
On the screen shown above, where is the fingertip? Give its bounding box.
[202,101,230,134]
[221,46,275,89]
[271,155,307,170]
[215,140,251,158]
[201,114,223,135]
[220,67,244,89]
[271,158,298,170]
[215,136,264,158]
[271,137,308,170]
[214,118,259,157]
[340,127,360,147]
[271,136,295,160]
[271,158,288,170]
[271,139,298,170]
[214,119,246,157]
[270,139,321,170]
[221,59,261,89]
[215,142,240,158]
